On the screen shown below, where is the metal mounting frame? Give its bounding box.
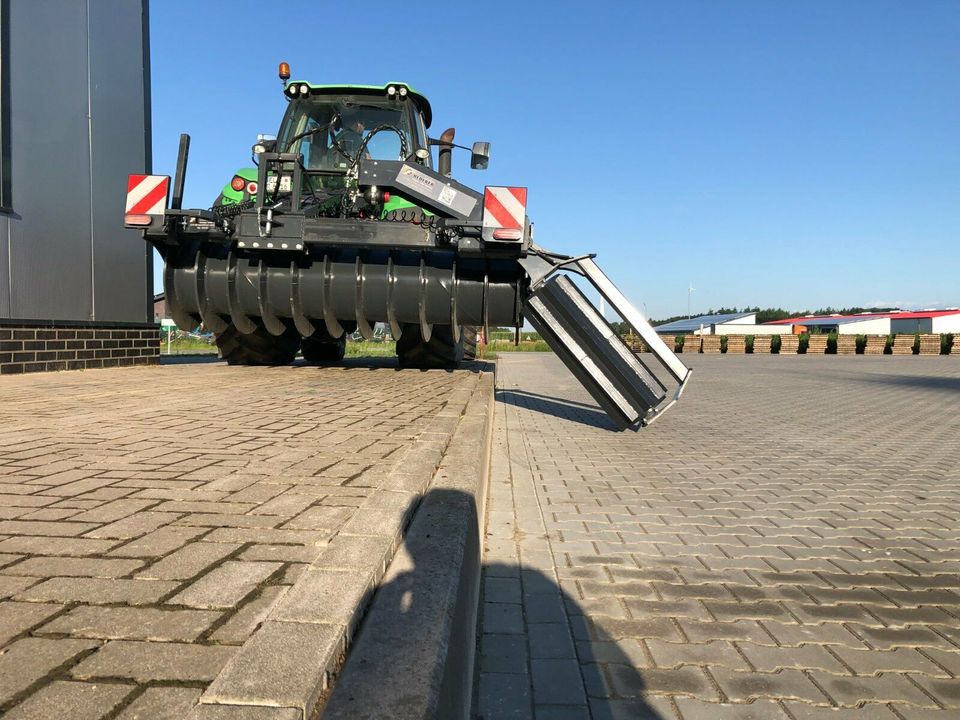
[519,247,692,428]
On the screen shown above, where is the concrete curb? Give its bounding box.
[193,372,486,720]
[321,367,495,719]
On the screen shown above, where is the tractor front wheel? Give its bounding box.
[462,325,478,361]
[216,321,300,366]
[301,329,347,363]
[396,324,465,369]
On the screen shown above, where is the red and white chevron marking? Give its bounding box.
[483,186,527,229]
[125,175,170,216]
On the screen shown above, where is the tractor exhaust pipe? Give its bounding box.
[171,133,190,210]
[437,127,455,177]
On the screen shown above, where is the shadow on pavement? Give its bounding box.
[292,357,494,374]
[322,489,661,719]
[476,560,665,720]
[496,388,620,431]
[158,354,222,365]
[500,388,607,412]
[159,355,492,372]
[851,373,960,392]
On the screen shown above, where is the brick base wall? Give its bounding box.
[0,321,160,375]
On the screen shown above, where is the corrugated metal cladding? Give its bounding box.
[0,0,152,323]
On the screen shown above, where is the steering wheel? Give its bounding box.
[328,119,409,168]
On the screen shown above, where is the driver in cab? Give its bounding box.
[331,110,370,163]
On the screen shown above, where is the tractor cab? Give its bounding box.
[215,82,445,211]
[276,83,432,172]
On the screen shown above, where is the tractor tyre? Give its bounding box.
[301,330,346,363]
[216,321,300,366]
[396,324,465,369]
[462,325,479,360]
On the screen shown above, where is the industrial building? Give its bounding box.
[765,310,960,335]
[655,312,792,336]
[657,310,960,337]
[0,0,157,374]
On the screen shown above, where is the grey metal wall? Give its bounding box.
[0,0,151,323]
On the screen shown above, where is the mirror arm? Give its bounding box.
[428,138,473,152]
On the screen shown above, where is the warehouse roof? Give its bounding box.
[785,317,883,328]
[655,312,755,333]
[766,309,960,325]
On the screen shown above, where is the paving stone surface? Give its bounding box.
[0,360,480,718]
[476,354,960,719]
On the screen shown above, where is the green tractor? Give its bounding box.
[208,79,464,365]
[126,63,690,429]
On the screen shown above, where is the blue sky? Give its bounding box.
[150,1,958,319]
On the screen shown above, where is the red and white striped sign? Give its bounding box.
[125,175,170,216]
[483,186,527,230]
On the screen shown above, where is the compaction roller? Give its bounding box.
[126,64,690,429]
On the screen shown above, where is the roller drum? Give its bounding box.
[166,245,523,335]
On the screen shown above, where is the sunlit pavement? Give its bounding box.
[477,353,960,719]
[0,361,479,718]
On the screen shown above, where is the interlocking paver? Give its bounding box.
[0,637,98,705]
[783,703,901,719]
[115,687,202,720]
[37,605,221,642]
[5,556,144,577]
[0,602,62,646]
[201,621,341,713]
[474,354,960,719]
[529,622,578,659]
[0,361,478,717]
[106,526,205,557]
[830,646,950,676]
[71,640,236,682]
[14,575,178,605]
[137,541,239,580]
[269,567,369,627]
[674,697,791,720]
[478,672,533,719]
[209,586,288,645]
[645,639,747,670]
[736,642,848,673]
[169,560,283,608]
[3,680,134,720]
[810,670,939,707]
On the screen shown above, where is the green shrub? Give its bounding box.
[826,332,838,354]
[798,332,809,354]
[856,334,867,353]
[720,336,728,353]
[745,335,754,353]
[771,335,782,354]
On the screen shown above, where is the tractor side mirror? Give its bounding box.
[470,141,490,170]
